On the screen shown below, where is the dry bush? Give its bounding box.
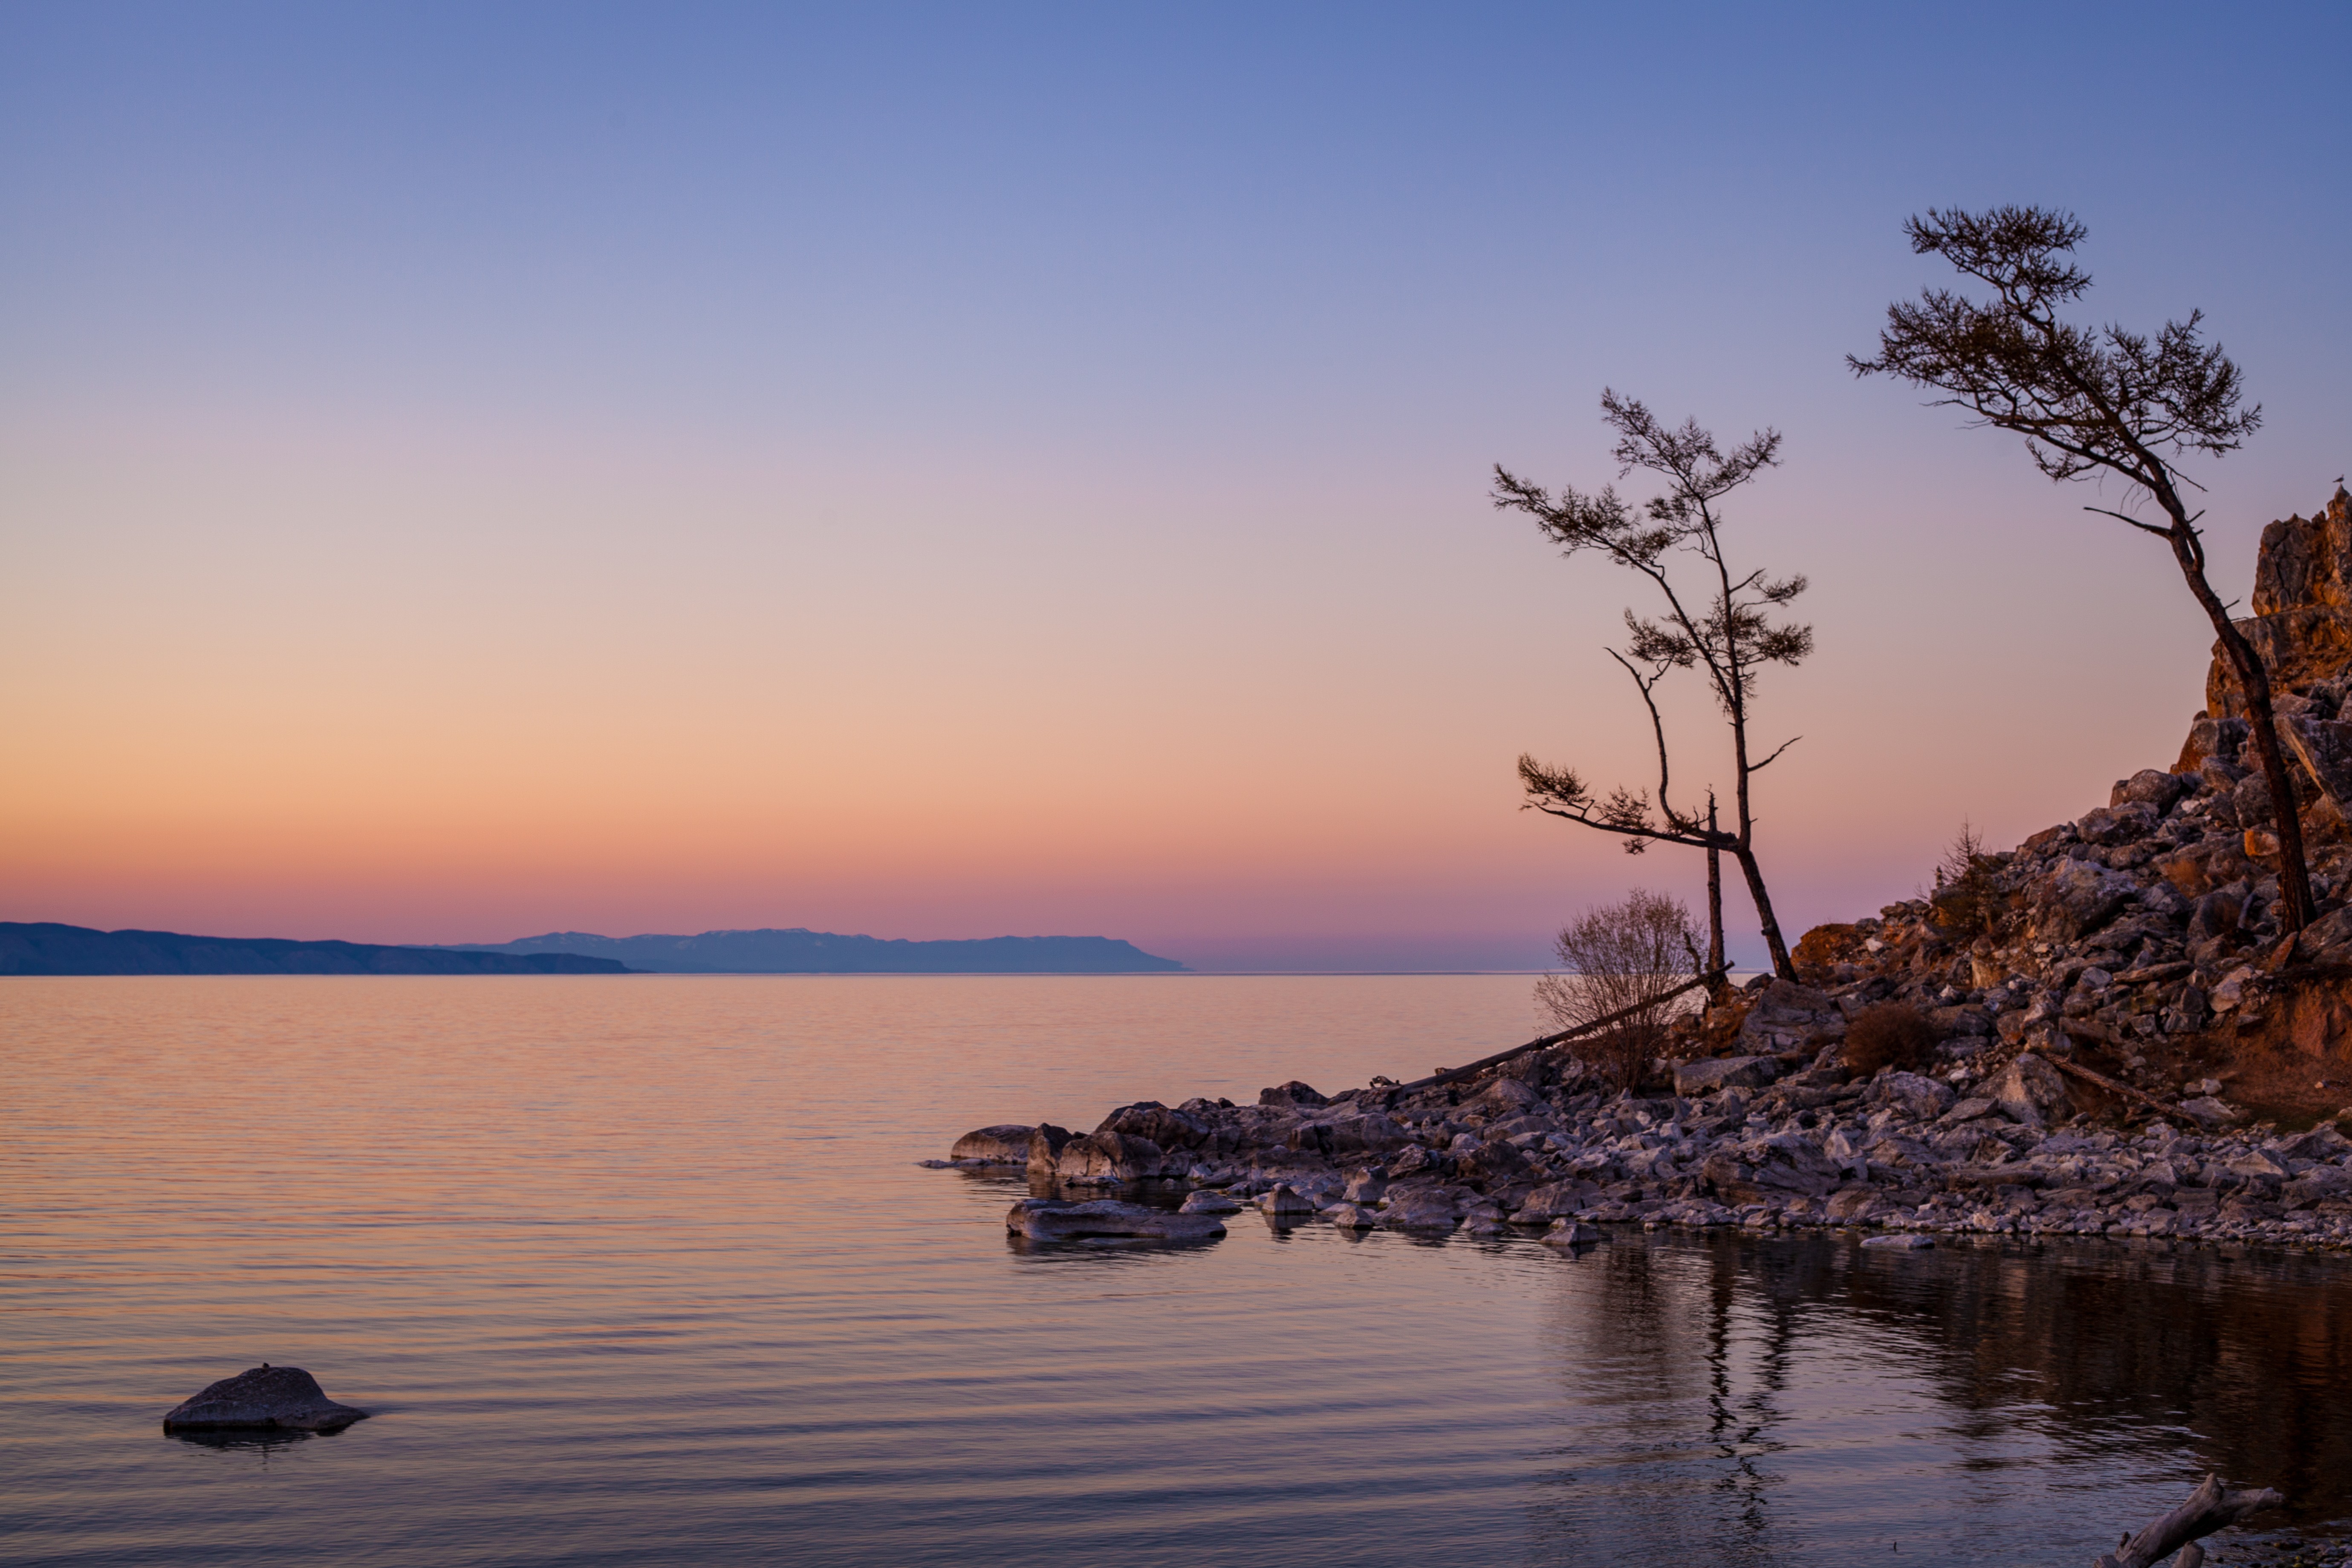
[1534,889,1703,1091]
[1843,1002,1935,1076]
[1929,819,2002,939]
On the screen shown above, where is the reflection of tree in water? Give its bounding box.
[1528,1237,1811,1566]
[1525,1232,2352,1566]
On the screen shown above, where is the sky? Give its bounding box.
[4,2,2349,971]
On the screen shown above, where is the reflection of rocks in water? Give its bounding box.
[1527,1231,2351,1566]
[1833,1237,2352,1526]
[168,1425,331,1452]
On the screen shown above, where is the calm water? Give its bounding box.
[4,975,2349,1567]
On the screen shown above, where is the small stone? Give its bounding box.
[1862,1233,1934,1250]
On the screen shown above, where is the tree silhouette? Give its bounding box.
[1496,390,1812,980]
[1850,205,2311,930]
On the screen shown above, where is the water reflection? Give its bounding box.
[1530,1231,2350,1565]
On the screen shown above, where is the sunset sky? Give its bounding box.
[5,3,2349,970]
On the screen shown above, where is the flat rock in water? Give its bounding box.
[162,1366,368,1432]
[1006,1198,1225,1242]
[949,1125,1034,1164]
[1543,1220,1603,1247]
[1862,1233,1934,1250]
[1178,1190,1243,1214]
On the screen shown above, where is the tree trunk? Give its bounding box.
[1733,845,1796,981]
[1706,794,1728,996]
[2170,519,2317,930]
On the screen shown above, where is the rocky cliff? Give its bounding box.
[1786,486,2352,1129]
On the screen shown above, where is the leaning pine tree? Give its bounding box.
[1849,205,2312,931]
[1495,391,1813,981]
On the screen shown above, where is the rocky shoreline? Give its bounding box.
[940,489,2352,1259]
[938,1025,2352,1253]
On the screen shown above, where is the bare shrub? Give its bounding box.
[1534,890,1703,1090]
[1843,1002,1935,1077]
[1929,819,2001,939]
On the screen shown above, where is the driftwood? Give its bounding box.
[1386,969,1730,1094]
[2092,1473,2283,1568]
[2049,1039,2182,1120]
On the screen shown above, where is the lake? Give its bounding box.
[3,975,2347,1566]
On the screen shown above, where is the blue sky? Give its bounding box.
[5,3,2349,969]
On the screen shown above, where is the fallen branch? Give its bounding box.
[1387,968,1730,1094]
[2092,1472,2282,1568]
[2049,1037,2181,1120]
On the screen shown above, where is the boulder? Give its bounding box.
[1871,1071,1956,1122]
[1025,1123,1074,1178]
[2178,1095,2246,1130]
[1543,1220,1603,1247]
[1674,1055,1779,1097]
[2077,801,2159,845]
[1512,1180,1589,1222]
[1055,1130,1176,1184]
[1988,1053,2071,1129]
[949,1125,1033,1164]
[1456,1137,1530,1187]
[162,1366,367,1433]
[2285,713,2352,818]
[1379,1188,1462,1231]
[1258,1184,1317,1217]
[2033,858,2137,941]
[1325,1202,1380,1229]
[1467,1077,1544,1117]
[1342,1170,1390,1204]
[1096,1102,1211,1150]
[1006,1198,1225,1242]
[1324,1113,1411,1158]
[2112,768,2191,813]
[1259,1080,1328,1108]
[1387,1145,1445,1179]
[1738,980,1844,1053]
[1178,1190,1243,1214]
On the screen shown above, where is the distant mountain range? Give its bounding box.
[0,922,632,976]
[433,927,1189,973]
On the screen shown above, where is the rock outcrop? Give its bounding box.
[942,491,2352,1258]
[162,1366,368,1432]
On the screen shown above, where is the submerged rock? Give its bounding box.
[1005,1198,1225,1242]
[161,1365,367,1432]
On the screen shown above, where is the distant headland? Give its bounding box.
[0,922,632,976]
[431,927,1190,974]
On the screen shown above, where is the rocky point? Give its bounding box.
[943,490,2352,1257]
